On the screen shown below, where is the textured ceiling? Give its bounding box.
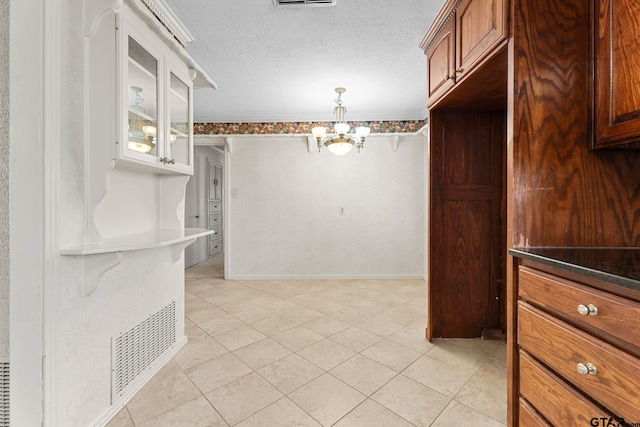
[161,0,446,123]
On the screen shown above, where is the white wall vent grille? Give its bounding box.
[0,360,8,427]
[112,302,176,401]
[274,0,337,7]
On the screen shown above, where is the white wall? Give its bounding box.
[227,135,426,279]
[0,0,10,360]
[9,0,46,424]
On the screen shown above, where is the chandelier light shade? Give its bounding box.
[312,87,370,155]
[128,86,157,154]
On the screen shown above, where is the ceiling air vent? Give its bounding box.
[274,0,337,7]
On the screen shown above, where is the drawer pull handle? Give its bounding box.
[577,304,598,316]
[577,362,597,376]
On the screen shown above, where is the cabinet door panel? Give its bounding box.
[594,0,640,147]
[427,17,455,106]
[166,70,192,171]
[124,34,162,161]
[208,163,223,200]
[456,0,506,77]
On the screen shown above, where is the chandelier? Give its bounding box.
[311,87,370,155]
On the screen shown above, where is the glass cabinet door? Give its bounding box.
[126,36,160,158]
[167,71,191,169]
[117,13,194,174]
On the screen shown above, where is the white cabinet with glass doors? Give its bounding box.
[116,11,194,174]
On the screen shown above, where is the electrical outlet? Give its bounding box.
[339,207,345,215]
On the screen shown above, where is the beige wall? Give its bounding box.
[226,136,426,279]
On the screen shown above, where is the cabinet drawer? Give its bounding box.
[209,200,222,212]
[519,351,613,425]
[209,226,222,241]
[518,302,640,421]
[208,213,222,227]
[518,266,640,348]
[518,398,550,427]
[208,238,222,255]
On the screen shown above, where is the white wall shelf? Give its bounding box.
[60,228,214,256]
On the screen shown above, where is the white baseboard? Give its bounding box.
[90,336,188,427]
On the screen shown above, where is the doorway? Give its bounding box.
[185,146,224,268]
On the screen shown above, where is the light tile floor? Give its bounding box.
[107,256,507,427]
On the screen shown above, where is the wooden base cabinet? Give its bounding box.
[509,254,640,425]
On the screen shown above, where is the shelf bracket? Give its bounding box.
[84,0,123,38]
[307,136,315,153]
[82,252,124,297]
[225,137,234,154]
[390,135,400,152]
[171,238,197,263]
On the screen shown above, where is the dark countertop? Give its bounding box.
[509,247,640,292]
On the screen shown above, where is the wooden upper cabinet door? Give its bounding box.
[455,0,506,79]
[426,17,455,107]
[594,0,640,148]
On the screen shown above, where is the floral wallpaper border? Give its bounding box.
[194,120,427,135]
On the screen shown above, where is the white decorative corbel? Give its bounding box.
[171,239,197,263]
[307,135,316,153]
[82,252,124,297]
[188,68,197,81]
[225,137,234,154]
[84,0,123,38]
[390,135,400,152]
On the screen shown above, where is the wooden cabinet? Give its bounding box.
[427,111,506,339]
[421,0,507,107]
[593,0,640,149]
[456,0,506,79]
[116,7,194,174]
[422,0,508,339]
[509,259,640,425]
[425,18,455,104]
